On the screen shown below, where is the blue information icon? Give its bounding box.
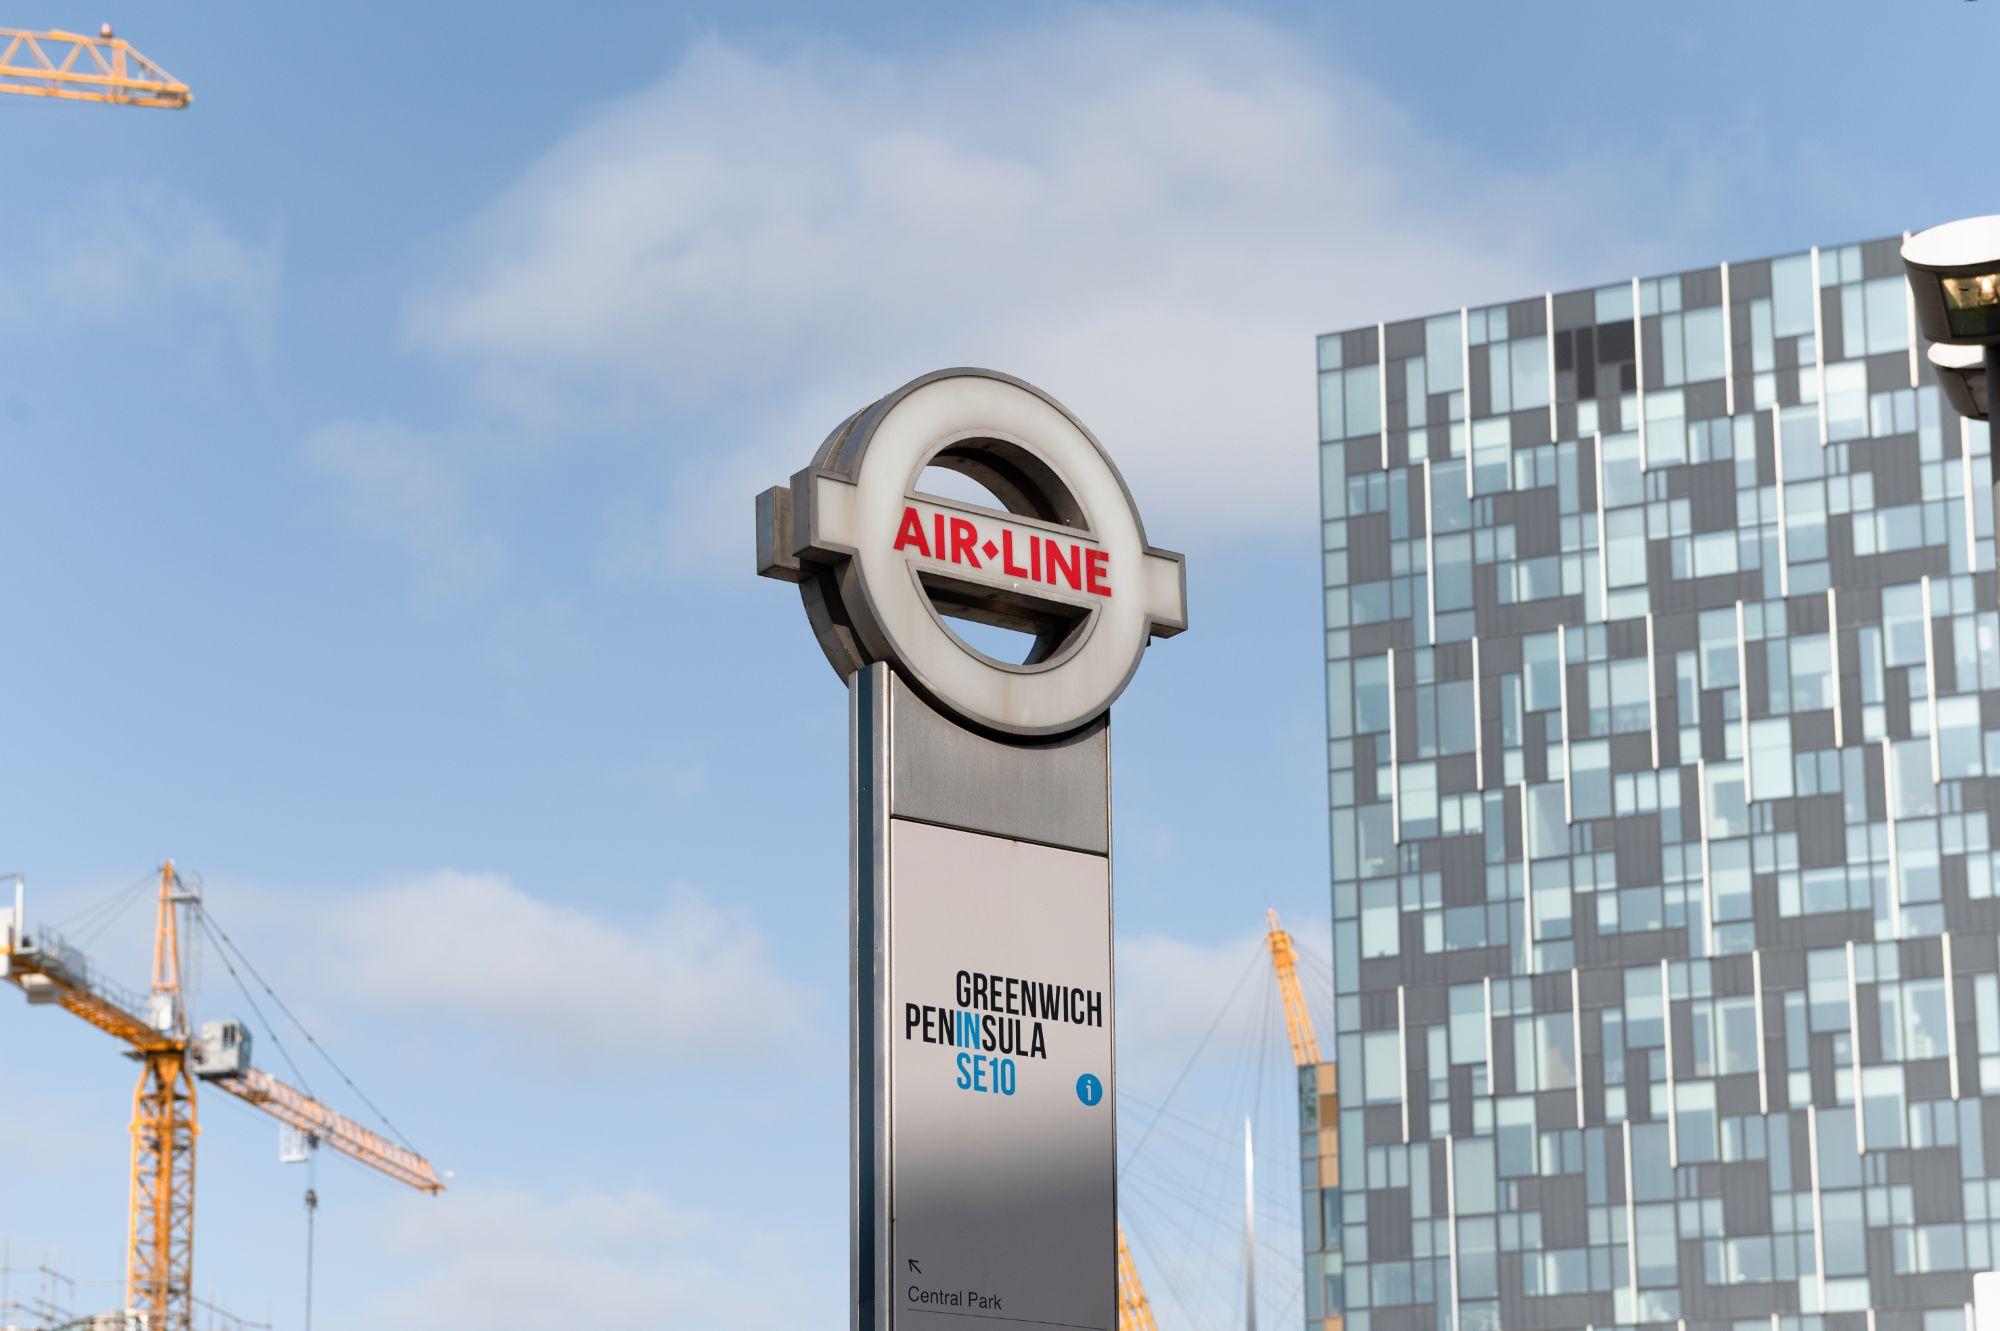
[1075,1073,1104,1107]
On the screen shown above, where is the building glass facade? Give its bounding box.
[1311,236,2000,1331]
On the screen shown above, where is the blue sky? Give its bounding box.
[0,2,1993,1327]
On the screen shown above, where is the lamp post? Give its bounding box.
[1902,215,2000,564]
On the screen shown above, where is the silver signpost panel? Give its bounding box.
[757,368,1186,1331]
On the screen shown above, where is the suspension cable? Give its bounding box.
[1120,940,1263,1175]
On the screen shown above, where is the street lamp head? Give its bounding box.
[1910,217,2000,580]
[1903,215,2000,345]
[1927,342,1990,421]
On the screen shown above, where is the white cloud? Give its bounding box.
[301,420,505,596]
[407,10,1662,581]
[21,184,279,349]
[342,1184,817,1331]
[1115,919,1328,1098]
[1116,928,1267,1094]
[610,748,709,805]
[317,870,815,1063]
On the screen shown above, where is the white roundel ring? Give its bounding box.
[757,369,1186,737]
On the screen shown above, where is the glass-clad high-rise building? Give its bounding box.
[1311,236,2000,1331]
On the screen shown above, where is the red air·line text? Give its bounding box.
[892,505,1112,597]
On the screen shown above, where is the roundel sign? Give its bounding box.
[756,368,1186,737]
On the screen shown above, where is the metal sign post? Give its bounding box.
[758,369,1186,1331]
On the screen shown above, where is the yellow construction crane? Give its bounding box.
[0,864,441,1331]
[1116,1223,1159,1331]
[0,25,190,107]
[1265,908,1321,1066]
[1267,908,1341,1331]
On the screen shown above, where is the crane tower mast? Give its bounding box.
[131,863,199,1326]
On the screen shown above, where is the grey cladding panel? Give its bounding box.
[888,671,1109,855]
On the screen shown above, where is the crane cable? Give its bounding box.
[303,1146,318,1331]
[54,868,156,948]
[196,905,422,1155]
[196,911,317,1100]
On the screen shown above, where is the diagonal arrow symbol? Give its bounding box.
[907,1259,922,1275]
